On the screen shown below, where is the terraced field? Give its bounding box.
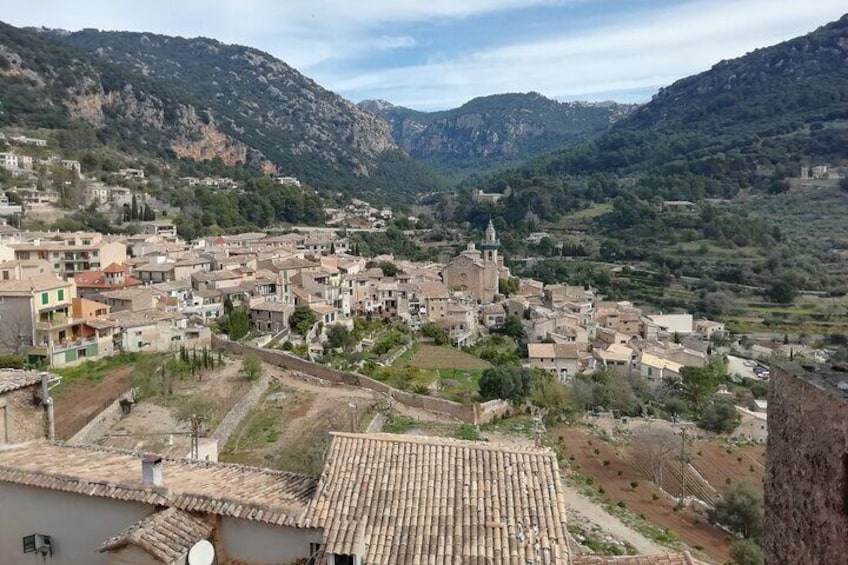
[556,426,764,563]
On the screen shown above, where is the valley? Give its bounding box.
[0,10,846,565]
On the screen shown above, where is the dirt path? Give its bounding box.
[54,366,133,440]
[563,483,668,555]
[481,431,670,556]
[265,365,453,424]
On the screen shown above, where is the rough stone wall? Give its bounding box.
[212,337,510,424]
[0,386,44,443]
[68,397,123,445]
[764,363,848,564]
[212,375,270,447]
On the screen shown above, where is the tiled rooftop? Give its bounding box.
[0,369,44,394]
[97,507,213,561]
[0,442,317,525]
[300,432,570,564]
[0,273,68,293]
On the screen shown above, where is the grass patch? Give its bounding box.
[454,423,482,441]
[481,414,536,437]
[382,413,417,434]
[406,344,490,370]
[54,352,143,389]
[560,202,613,223]
[232,406,283,451]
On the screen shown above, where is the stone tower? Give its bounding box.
[764,362,848,564]
[480,220,500,298]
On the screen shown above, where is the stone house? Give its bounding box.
[97,288,158,313]
[0,371,45,445]
[249,300,293,333]
[525,343,588,381]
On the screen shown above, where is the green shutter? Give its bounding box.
[85,344,98,357]
[58,289,64,301]
[65,350,78,363]
[41,292,48,305]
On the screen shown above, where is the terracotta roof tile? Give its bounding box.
[0,442,317,526]
[300,432,570,564]
[0,370,44,394]
[97,507,213,561]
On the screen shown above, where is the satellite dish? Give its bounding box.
[188,539,215,565]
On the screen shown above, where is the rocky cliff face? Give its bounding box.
[0,23,268,167]
[359,93,636,175]
[0,23,437,199]
[55,30,401,181]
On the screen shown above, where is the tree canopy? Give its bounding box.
[289,305,318,336]
[478,366,534,404]
[708,482,764,543]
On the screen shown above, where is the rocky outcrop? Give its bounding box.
[0,22,436,198]
[169,106,248,166]
[359,93,636,174]
[55,30,405,184]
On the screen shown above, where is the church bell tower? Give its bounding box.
[480,220,500,298]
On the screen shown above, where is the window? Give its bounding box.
[307,543,323,565]
[334,555,355,565]
[1,271,7,281]
[40,292,48,305]
[57,289,64,302]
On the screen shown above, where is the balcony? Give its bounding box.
[35,313,75,330]
[49,336,97,354]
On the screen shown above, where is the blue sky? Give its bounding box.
[5,1,847,110]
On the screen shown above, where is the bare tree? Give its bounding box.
[632,424,678,488]
[0,308,34,355]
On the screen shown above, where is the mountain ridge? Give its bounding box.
[0,22,442,202]
[358,92,636,177]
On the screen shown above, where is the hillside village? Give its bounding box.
[2,10,848,565]
[0,136,772,565]
[0,201,730,383]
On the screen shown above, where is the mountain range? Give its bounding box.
[358,94,635,177]
[0,14,847,214]
[478,14,848,203]
[0,23,440,201]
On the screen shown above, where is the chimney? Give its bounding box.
[141,456,163,487]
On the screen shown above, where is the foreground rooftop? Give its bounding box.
[0,442,317,526]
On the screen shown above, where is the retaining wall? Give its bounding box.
[212,375,270,447]
[68,397,124,444]
[213,337,511,424]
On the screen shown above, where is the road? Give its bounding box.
[563,483,668,555]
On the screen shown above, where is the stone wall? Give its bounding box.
[212,337,511,424]
[764,362,848,565]
[0,386,44,443]
[68,396,124,445]
[212,375,270,447]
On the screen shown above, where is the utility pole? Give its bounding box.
[190,414,202,460]
[679,425,688,497]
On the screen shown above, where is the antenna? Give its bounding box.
[187,540,215,565]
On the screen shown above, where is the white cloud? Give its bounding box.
[319,0,848,108]
[4,0,846,109]
[6,0,565,68]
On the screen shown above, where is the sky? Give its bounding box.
[3,1,846,111]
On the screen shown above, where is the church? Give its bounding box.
[442,220,507,302]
